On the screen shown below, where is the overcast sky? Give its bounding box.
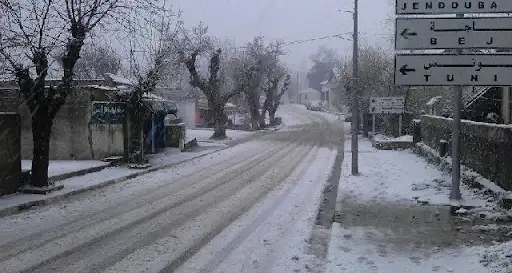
[170,0,394,72]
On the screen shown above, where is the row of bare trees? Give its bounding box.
[0,1,290,188]
[185,36,290,138]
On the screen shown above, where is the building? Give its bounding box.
[298,88,322,105]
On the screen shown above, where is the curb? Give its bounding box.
[0,147,226,218]
[413,142,512,210]
[48,164,111,183]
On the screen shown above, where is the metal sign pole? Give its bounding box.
[398,114,403,136]
[351,0,359,175]
[372,114,376,137]
[450,13,463,200]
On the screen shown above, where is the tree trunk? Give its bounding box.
[246,93,261,131]
[211,103,227,139]
[30,109,53,187]
[259,109,266,129]
[249,107,260,131]
[269,109,276,126]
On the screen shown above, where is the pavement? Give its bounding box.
[0,104,343,273]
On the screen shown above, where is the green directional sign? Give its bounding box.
[91,101,125,124]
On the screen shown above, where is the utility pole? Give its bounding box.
[450,13,464,200]
[351,0,359,175]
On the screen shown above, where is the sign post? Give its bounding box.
[451,13,464,200]
[369,96,405,137]
[394,0,512,200]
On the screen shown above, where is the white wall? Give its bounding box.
[177,100,196,129]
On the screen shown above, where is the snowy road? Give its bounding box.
[0,105,342,273]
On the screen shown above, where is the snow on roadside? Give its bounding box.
[275,104,309,127]
[187,129,254,142]
[0,140,275,243]
[340,139,494,208]
[374,134,413,142]
[326,223,490,273]
[479,241,512,273]
[173,146,337,273]
[21,160,109,177]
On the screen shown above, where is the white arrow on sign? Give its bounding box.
[396,0,512,15]
[396,17,512,50]
[395,53,512,86]
[370,105,405,114]
[370,97,405,106]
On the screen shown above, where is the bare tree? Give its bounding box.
[307,46,342,92]
[264,70,291,125]
[233,36,277,130]
[259,40,285,128]
[185,45,243,139]
[0,0,128,188]
[69,42,121,79]
[120,6,191,163]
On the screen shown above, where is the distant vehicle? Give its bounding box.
[308,101,324,112]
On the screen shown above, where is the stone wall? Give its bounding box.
[419,115,512,191]
[0,113,21,195]
[0,88,124,160]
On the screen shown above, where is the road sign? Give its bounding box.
[396,0,512,15]
[396,17,512,50]
[369,96,405,114]
[395,53,512,86]
[369,105,405,114]
[370,96,405,106]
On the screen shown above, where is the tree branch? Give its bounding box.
[184,51,208,92]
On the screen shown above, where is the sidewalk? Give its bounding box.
[0,143,227,218]
[322,136,512,273]
[21,160,111,182]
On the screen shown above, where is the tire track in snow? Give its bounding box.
[0,139,287,262]
[2,122,318,273]
[7,141,301,273]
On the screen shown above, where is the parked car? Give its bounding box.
[309,101,324,112]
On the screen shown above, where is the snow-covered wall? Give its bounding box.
[419,115,512,191]
[0,88,124,160]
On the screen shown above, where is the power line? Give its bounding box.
[284,33,352,46]
[238,33,352,49]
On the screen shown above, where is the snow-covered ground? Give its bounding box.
[340,138,494,208]
[0,104,342,273]
[329,134,512,273]
[326,223,499,273]
[276,104,342,128]
[173,146,337,273]
[21,160,109,177]
[374,134,413,142]
[1,146,224,213]
[187,128,254,142]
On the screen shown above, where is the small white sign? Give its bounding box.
[395,53,512,86]
[396,0,512,15]
[395,17,512,50]
[370,105,405,114]
[370,97,405,114]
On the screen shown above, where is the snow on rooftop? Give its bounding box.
[84,85,119,91]
[426,96,443,106]
[104,73,135,86]
[143,92,167,101]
